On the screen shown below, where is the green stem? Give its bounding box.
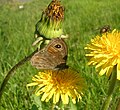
[0,49,38,101]
[70,103,77,110]
[102,66,117,110]
[51,101,63,110]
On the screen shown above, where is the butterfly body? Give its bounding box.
[31,38,68,70]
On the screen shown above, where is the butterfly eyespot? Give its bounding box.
[55,44,61,48]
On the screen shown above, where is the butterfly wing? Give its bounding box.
[46,38,68,63]
[31,38,68,70]
[31,50,60,69]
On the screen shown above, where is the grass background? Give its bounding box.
[0,0,120,109]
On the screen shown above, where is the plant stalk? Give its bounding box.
[0,49,38,100]
[102,66,117,110]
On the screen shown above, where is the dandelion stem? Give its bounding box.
[51,101,62,110]
[70,102,77,110]
[102,66,117,110]
[0,49,38,101]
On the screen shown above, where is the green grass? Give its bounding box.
[0,0,120,109]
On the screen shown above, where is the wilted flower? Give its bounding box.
[33,0,67,46]
[27,69,86,104]
[85,29,120,80]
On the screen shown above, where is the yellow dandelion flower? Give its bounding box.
[27,69,86,104]
[85,29,120,80]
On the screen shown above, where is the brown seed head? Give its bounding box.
[44,0,64,21]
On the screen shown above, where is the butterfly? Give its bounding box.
[31,37,68,70]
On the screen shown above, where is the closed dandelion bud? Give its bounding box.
[33,0,67,47]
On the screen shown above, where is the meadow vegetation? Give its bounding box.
[0,0,120,109]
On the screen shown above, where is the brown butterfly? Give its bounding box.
[31,37,68,70]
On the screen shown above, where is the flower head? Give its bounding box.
[85,29,120,80]
[27,69,86,104]
[44,0,64,23]
[33,0,67,47]
[34,0,65,40]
